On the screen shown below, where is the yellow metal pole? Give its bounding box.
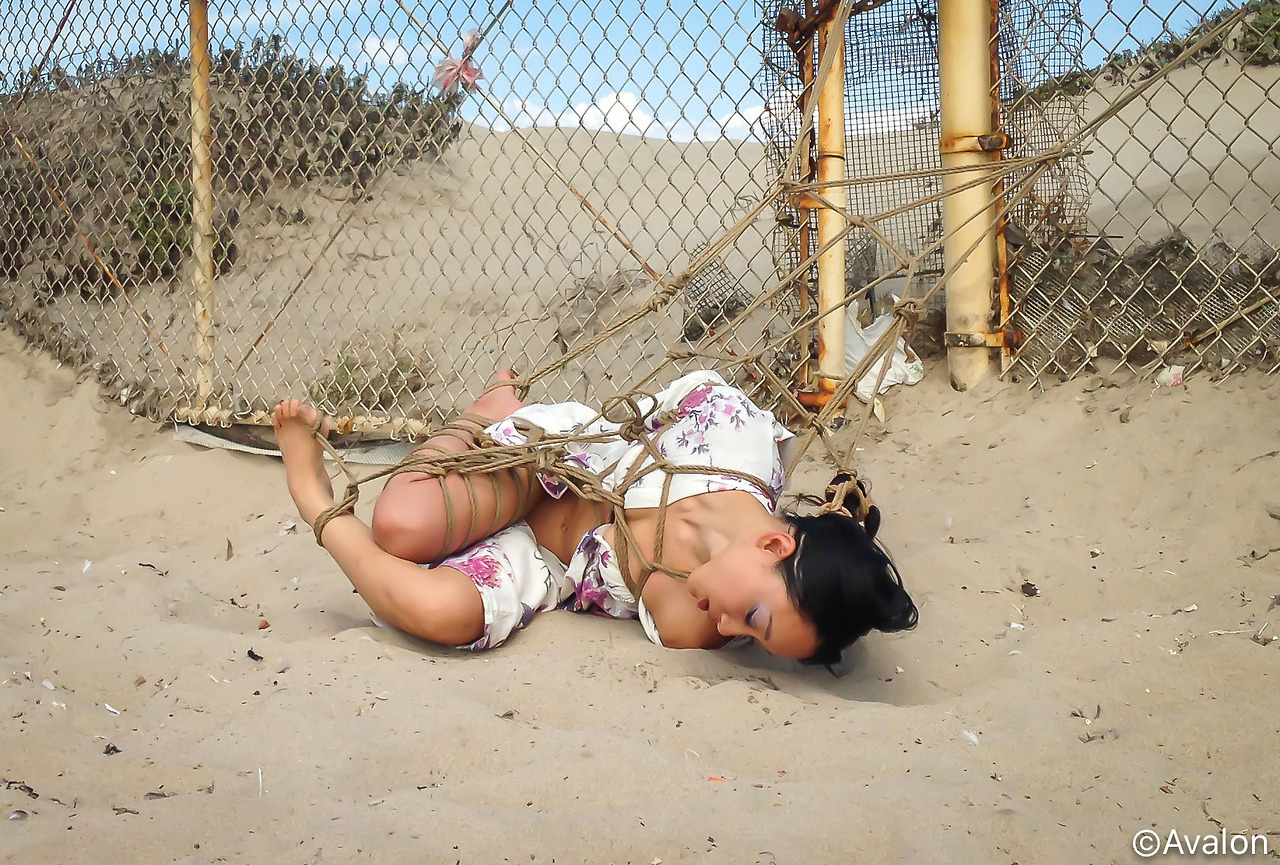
[938,0,1000,390]
[189,0,216,410]
[814,11,847,394]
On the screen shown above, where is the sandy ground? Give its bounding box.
[2,324,1279,863]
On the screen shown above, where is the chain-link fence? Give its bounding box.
[759,0,1280,382]
[1,1,1277,436]
[1,0,796,430]
[1001,0,1280,379]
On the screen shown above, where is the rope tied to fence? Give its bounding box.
[892,297,924,331]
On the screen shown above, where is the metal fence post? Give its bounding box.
[189,0,216,413]
[938,0,1000,390]
[814,7,848,397]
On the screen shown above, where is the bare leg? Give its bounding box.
[371,370,545,563]
[273,399,483,645]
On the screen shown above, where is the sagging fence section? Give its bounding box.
[1,0,1278,440]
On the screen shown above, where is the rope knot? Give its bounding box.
[817,471,874,523]
[893,298,924,331]
[600,391,659,442]
[534,445,563,473]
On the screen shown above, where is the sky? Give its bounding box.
[0,0,1240,142]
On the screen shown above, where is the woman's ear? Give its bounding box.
[864,505,881,540]
[760,529,797,560]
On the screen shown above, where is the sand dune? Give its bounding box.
[1086,60,1280,249]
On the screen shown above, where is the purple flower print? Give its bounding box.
[579,578,612,608]
[678,385,712,415]
[520,603,538,628]
[453,552,504,588]
[469,624,492,651]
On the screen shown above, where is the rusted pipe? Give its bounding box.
[174,405,438,439]
[988,0,1013,371]
[938,0,1000,390]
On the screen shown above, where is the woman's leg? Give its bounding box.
[274,399,483,645]
[370,370,546,564]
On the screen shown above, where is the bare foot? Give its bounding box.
[272,399,336,527]
[468,369,523,424]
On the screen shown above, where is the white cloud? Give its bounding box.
[698,105,768,141]
[477,91,769,142]
[362,36,409,68]
[572,92,656,136]
[476,89,930,143]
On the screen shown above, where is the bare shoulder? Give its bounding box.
[641,572,729,650]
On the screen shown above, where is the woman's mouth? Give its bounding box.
[697,598,710,613]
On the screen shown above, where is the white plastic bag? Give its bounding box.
[844,303,924,400]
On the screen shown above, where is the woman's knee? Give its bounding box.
[371,480,445,561]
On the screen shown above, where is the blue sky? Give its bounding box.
[0,0,1239,140]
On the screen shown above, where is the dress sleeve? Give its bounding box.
[637,598,665,646]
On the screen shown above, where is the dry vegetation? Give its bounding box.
[0,36,463,303]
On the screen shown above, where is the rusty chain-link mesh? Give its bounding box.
[759,0,1279,383]
[1,0,1276,446]
[762,0,946,329]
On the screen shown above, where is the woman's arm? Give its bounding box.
[641,572,730,650]
[318,513,485,645]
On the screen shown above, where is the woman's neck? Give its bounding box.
[650,490,779,567]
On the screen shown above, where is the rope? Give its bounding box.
[298,4,1246,588]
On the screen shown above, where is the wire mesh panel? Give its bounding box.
[0,1,194,416]
[1002,0,1280,380]
[0,0,799,427]
[761,0,948,338]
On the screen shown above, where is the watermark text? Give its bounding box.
[1133,829,1269,857]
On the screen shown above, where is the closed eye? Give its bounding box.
[747,605,774,640]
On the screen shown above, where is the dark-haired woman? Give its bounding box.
[273,370,917,663]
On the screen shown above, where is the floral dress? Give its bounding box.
[417,370,793,649]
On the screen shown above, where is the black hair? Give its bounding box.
[779,506,918,667]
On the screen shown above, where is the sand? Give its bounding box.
[2,41,1280,862]
[3,322,1279,863]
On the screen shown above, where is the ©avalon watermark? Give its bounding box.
[1133,829,1270,857]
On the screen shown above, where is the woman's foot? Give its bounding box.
[272,399,336,527]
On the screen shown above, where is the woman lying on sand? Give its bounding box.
[274,370,917,663]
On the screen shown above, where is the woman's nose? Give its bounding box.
[717,614,746,637]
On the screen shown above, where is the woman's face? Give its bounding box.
[685,531,819,659]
